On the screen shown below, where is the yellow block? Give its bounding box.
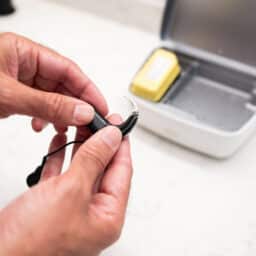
[131,49,181,102]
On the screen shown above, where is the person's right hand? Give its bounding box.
[0,32,108,131]
[0,116,133,256]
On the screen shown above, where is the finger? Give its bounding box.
[106,113,123,125]
[14,34,108,115]
[71,113,122,159]
[35,68,108,116]
[63,66,108,116]
[70,126,122,191]
[53,124,68,134]
[55,84,73,97]
[32,120,68,134]
[44,86,72,133]
[40,133,67,182]
[31,118,48,132]
[0,74,95,126]
[99,137,132,212]
[92,114,123,194]
[97,114,132,207]
[71,114,122,193]
[35,74,58,92]
[1,33,108,115]
[31,86,72,132]
[36,53,108,115]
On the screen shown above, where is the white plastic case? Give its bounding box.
[129,0,256,158]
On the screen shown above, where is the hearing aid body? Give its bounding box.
[88,111,139,137]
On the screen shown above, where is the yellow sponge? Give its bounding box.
[131,49,181,102]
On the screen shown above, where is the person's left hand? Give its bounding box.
[0,32,108,131]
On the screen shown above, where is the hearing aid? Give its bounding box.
[26,97,138,187]
[87,97,138,136]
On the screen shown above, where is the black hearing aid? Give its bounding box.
[26,98,138,187]
[88,110,139,136]
[0,0,15,15]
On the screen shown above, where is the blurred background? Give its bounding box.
[49,0,165,33]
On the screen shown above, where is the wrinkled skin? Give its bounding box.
[0,33,133,256]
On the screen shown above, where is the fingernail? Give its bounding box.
[73,105,94,125]
[101,126,122,150]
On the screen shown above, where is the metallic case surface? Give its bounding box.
[130,0,256,158]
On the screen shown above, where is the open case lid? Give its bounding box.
[161,0,256,68]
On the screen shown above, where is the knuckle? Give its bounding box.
[58,59,77,84]
[46,93,66,122]
[92,198,123,246]
[0,32,17,41]
[92,216,122,248]
[0,75,14,117]
[59,173,83,197]
[80,145,106,170]
[103,218,122,244]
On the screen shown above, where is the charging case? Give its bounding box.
[129,0,256,158]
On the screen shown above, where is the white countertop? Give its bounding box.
[1,1,256,255]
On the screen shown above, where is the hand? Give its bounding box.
[0,115,133,256]
[0,33,133,255]
[0,32,108,131]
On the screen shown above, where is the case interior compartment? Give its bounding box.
[161,49,256,132]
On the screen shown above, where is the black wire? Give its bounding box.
[26,140,84,187]
[45,140,84,158]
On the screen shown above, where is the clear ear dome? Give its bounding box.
[108,96,138,122]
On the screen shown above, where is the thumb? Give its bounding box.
[0,74,94,126]
[70,126,122,191]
